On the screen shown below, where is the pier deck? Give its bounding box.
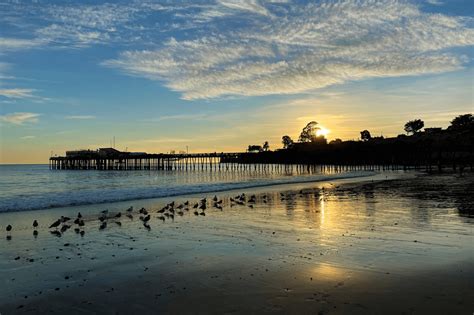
[49,150,244,170]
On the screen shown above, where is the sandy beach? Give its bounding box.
[0,171,473,314]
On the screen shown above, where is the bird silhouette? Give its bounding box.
[99,221,107,230]
[60,224,70,233]
[33,220,38,229]
[49,219,61,229]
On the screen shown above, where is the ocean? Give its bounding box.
[0,164,375,213]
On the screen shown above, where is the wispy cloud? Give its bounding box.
[20,135,36,140]
[0,112,40,125]
[0,37,44,52]
[65,115,96,120]
[426,0,444,6]
[104,0,474,100]
[0,88,37,99]
[143,113,209,122]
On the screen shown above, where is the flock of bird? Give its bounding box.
[4,192,296,239]
[4,189,330,240]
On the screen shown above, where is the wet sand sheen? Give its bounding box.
[0,172,473,314]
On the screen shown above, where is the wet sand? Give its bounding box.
[0,172,473,314]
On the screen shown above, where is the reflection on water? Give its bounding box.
[0,173,472,314]
[0,164,373,212]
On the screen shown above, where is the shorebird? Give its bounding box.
[199,204,207,210]
[199,211,206,216]
[114,212,121,218]
[60,224,70,233]
[33,220,38,230]
[143,223,151,231]
[184,201,189,206]
[80,230,85,237]
[77,212,82,219]
[157,208,166,213]
[213,195,218,202]
[49,219,61,229]
[193,203,199,209]
[50,230,61,237]
[6,224,12,235]
[78,220,85,227]
[143,215,150,222]
[126,206,133,212]
[126,213,133,220]
[99,221,107,230]
[193,210,199,216]
[158,216,165,222]
[177,211,184,216]
[61,216,71,223]
[115,221,122,227]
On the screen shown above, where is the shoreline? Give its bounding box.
[1,171,472,314]
[0,169,407,218]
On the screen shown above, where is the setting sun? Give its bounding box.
[316,127,330,138]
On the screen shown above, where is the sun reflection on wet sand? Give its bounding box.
[0,173,472,314]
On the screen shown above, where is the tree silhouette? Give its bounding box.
[404,119,424,135]
[449,114,473,130]
[298,121,320,142]
[282,135,294,149]
[360,130,372,141]
[263,141,269,151]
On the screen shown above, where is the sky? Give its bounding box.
[0,0,473,163]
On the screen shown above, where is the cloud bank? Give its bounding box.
[103,0,474,100]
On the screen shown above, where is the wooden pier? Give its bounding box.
[49,148,246,171]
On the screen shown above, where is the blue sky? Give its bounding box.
[0,0,473,163]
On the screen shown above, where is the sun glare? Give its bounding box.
[316,127,330,137]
